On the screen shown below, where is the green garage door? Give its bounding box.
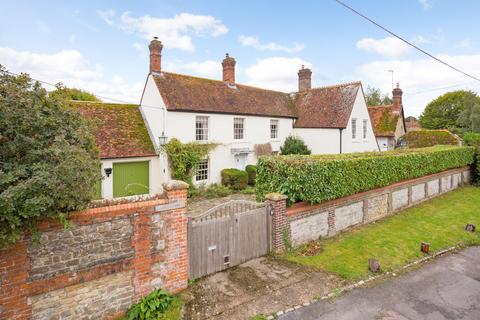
[113,161,149,198]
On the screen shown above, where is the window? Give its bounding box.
[270,119,279,139]
[233,118,245,140]
[196,159,208,181]
[363,119,368,139]
[351,118,357,139]
[195,116,209,141]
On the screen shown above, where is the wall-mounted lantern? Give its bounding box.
[104,167,113,177]
[159,131,168,146]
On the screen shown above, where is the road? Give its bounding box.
[280,246,480,320]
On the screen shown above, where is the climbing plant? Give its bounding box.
[161,138,216,190]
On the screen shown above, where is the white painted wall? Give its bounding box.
[376,137,390,152]
[342,89,380,153]
[292,128,340,154]
[99,156,163,199]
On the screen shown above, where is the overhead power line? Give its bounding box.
[335,0,480,83]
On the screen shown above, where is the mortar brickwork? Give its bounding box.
[276,167,472,248]
[0,181,189,320]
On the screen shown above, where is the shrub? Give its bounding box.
[246,165,257,185]
[464,132,480,182]
[124,289,181,320]
[399,130,459,148]
[0,67,101,247]
[196,183,233,199]
[280,136,311,155]
[256,146,475,204]
[221,168,248,190]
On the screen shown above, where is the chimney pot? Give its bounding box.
[222,53,236,84]
[298,66,312,92]
[392,82,403,106]
[149,37,163,74]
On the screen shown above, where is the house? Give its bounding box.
[367,84,407,151]
[73,101,163,199]
[140,38,379,186]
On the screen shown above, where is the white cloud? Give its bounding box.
[419,0,433,9]
[0,47,143,103]
[356,37,411,57]
[132,42,147,59]
[97,9,116,25]
[357,54,480,117]
[245,57,312,92]
[164,59,221,79]
[239,35,304,53]
[118,12,228,51]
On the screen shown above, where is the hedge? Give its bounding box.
[399,130,459,148]
[256,146,475,204]
[246,165,257,185]
[464,132,480,182]
[221,168,248,190]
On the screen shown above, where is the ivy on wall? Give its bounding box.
[161,138,216,189]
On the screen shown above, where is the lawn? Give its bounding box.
[285,187,480,280]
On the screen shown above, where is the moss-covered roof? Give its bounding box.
[71,101,157,159]
[368,104,401,137]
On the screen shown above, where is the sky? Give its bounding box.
[1,0,480,117]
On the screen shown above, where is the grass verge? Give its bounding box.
[285,187,480,280]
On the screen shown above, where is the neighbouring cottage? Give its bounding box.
[140,37,379,186]
[72,101,163,199]
[406,116,422,132]
[367,84,407,151]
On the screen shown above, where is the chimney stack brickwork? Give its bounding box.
[298,65,312,92]
[149,37,163,74]
[222,53,236,84]
[392,82,403,106]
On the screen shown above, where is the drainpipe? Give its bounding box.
[339,128,343,154]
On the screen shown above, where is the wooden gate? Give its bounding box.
[188,200,271,279]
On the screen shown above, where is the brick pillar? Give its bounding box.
[161,181,189,293]
[0,241,31,320]
[266,193,289,252]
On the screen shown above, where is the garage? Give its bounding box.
[112,161,150,198]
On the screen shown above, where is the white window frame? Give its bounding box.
[363,119,368,140]
[233,117,245,140]
[195,158,209,182]
[195,116,209,141]
[270,119,279,139]
[351,118,357,140]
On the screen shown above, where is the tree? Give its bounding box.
[280,136,311,155]
[0,66,101,247]
[49,83,100,102]
[365,86,392,106]
[456,93,480,132]
[419,90,480,130]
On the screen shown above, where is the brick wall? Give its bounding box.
[0,180,189,320]
[271,167,472,248]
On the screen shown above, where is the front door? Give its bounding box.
[234,154,247,170]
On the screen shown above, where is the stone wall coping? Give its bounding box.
[265,192,288,201]
[162,180,190,191]
[286,166,470,217]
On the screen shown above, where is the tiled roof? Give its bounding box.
[153,72,296,118]
[367,104,401,137]
[72,101,157,159]
[293,82,361,128]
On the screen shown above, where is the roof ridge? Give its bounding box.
[308,80,362,91]
[158,71,288,95]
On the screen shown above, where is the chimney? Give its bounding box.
[298,65,312,92]
[222,53,236,84]
[149,37,163,74]
[392,82,403,106]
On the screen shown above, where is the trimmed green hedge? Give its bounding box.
[399,130,459,148]
[246,165,257,185]
[256,146,475,204]
[464,132,480,182]
[221,168,248,190]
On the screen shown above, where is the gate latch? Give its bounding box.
[208,245,217,251]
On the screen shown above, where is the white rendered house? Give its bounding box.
[140,38,379,186]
